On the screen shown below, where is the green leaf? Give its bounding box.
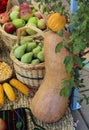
[16,122,23,130]
[74,56,83,68]
[60,86,70,97]
[55,42,63,53]
[64,56,73,73]
[57,30,63,37]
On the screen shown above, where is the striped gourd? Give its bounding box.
[3,83,16,101]
[9,78,29,96]
[0,84,5,106]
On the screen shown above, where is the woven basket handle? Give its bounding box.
[6,0,19,12]
[16,26,45,45]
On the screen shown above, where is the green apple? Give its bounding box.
[10,11,19,20]
[37,19,46,30]
[27,17,38,25]
[11,5,20,11]
[12,18,25,28]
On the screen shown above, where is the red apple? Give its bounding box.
[0,118,7,130]
[0,12,9,24]
[4,22,16,34]
[19,2,32,21]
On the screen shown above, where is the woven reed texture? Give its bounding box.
[10,50,45,88]
[1,90,74,130]
[0,28,17,50]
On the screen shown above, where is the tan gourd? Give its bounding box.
[30,30,70,123]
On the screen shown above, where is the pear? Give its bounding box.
[26,23,37,35]
[37,51,44,62]
[12,45,19,51]
[12,18,25,28]
[31,59,40,65]
[14,44,26,59]
[26,42,37,52]
[20,37,33,45]
[21,52,33,63]
[32,46,42,58]
[38,42,43,47]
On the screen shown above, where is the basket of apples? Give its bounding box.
[10,25,45,89]
[0,0,47,50]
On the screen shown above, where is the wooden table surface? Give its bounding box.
[72,68,89,130]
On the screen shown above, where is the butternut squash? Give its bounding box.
[30,30,70,123]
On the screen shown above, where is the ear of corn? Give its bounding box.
[3,83,16,101]
[0,84,5,106]
[9,78,29,96]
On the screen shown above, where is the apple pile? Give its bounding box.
[0,2,47,35]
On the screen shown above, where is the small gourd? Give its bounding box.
[47,13,66,32]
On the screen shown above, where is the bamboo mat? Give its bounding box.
[2,91,74,130]
[0,39,74,130]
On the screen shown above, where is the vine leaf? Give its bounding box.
[16,121,23,130]
[55,42,63,53]
[57,30,64,37]
[64,55,73,73]
[60,86,70,97]
[73,55,83,68]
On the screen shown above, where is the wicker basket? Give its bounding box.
[1,89,74,130]
[0,0,44,50]
[10,26,45,88]
[0,0,21,50]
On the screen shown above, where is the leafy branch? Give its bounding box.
[56,0,89,97]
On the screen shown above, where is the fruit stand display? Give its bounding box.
[0,0,74,130]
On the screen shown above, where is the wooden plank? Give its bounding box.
[72,110,89,130]
[78,91,89,128]
[79,69,89,92]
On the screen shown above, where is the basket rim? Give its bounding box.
[10,50,45,70]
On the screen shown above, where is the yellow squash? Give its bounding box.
[0,84,5,106]
[3,83,16,101]
[9,78,29,96]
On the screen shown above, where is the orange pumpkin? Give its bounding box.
[47,13,66,32]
